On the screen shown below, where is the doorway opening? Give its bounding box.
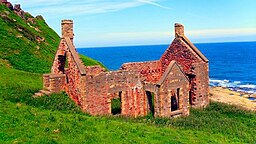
[111,91,122,115]
[187,74,196,105]
[57,55,66,73]
[171,89,179,111]
[146,91,154,116]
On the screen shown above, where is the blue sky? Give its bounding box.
[9,0,256,47]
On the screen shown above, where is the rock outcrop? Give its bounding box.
[1,0,13,10]
[1,0,25,18]
[14,4,25,18]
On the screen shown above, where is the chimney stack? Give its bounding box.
[175,23,184,37]
[61,20,74,40]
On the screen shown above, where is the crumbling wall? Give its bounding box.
[156,64,190,117]
[121,61,162,83]
[193,62,209,107]
[43,74,66,93]
[161,38,201,73]
[49,20,87,105]
[83,70,147,117]
[85,66,105,76]
[160,36,209,107]
[47,37,85,105]
[160,38,197,105]
[64,49,85,105]
[51,39,67,74]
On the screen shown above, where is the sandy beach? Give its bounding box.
[210,87,256,111]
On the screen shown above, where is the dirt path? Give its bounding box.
[210,87,256,111]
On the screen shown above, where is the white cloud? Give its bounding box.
[76,28,256,47]
[8,0,168,18]
[137,0,172,10]
[87,28,256,40]
[187,28,256,38]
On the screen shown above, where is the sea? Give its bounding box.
[77,41,256,94]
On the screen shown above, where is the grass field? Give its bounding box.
[0,66,255,143]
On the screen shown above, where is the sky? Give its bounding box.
[8,0,256,47]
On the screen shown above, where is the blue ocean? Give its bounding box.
[77,41,256,94]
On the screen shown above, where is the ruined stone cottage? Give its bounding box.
[39,20,209,118]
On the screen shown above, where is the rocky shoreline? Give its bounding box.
[210,87,256,111]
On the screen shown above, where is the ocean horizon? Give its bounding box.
[77,41,256,94]
[78,41,256,49]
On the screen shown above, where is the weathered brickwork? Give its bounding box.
[121,61,162,83]
[156,62,190,117]
[43,74,66,93]
[84,71,146,116]
[50,37,86,105]
[160,24,209,107]
[41,20,209,118]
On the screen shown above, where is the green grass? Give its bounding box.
[79,54,107,70]
[0,4,106,73]
[0,65,83,114]
[0,66,255,143]
[0,5,58,73]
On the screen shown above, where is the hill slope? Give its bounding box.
[0,4,104,73]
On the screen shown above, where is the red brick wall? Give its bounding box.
[43,74,66,93]
[50,38,86,105]
[51,39,67,74]
[193,62,209,107]
[156,64,190,117]
[161,38,201,73]
[82,70,147,117]
[121,61,162,83]
[64,49,85,105]
[160,37,209,107]
[85,66,105,76]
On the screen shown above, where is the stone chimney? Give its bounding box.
[175,23,184,37]
[61,20,74,40]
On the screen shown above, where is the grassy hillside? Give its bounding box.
[79,54,107,70]
[0,4,58,73]
[0,4,105,73]
[0,3,255,144]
